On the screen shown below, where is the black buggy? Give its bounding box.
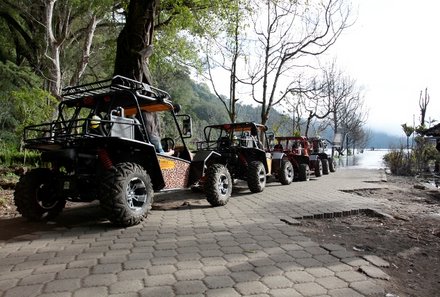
[194,122,294,195]
[14,76,230,227]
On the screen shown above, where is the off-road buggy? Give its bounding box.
[273,136,335,180]
[308,136,336,173]
[14,76,230,227]
[195,122,294,194]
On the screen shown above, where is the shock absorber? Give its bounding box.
[98,148,113,170]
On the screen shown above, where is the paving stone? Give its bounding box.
[234,281,269,295]
[203,275,235,289]
[174,269,205,280]
[138,286,174,297]
[260,275,293,289]
[349,280,385,296]
[330,250,356,259]
[117,269,147,281]
[72,286,108,297]
[98,256,127,264]
[174,280,207,295]
[19,273,56,285]
[294,282,327,296]
[327,287,365,297]
[321,244,347,252]
[176,260,203,270]
[147,265,177,275]
[285,270,315,283]
[0,278,18,291]
[83,273,117,287]
[38,292,71,297]
[91,263,122,274]
[305,267,335,278]
[335,271,367,284]
[358,265,390,280]
[341,257,370,267]
[200,257,227,266]
[202,265,231,276]
[13,260,46,271]
[56,268,90,279]
[362,255,390,267]
[227,262,254,272]
[270,288,302,297]
[269,253,296,263]
[276,261,304,272]
[3,284,43,297]
[327,263,353,273]
[315,276,348,289]
[287,250,312,259]
[230,270,260,282]
[313,254,340,264]
[44,279,81,293]
[295,257,324,268]
[254,265,284,276]
[144,273,176,286]
[109,280,144,294]
[68,259,97,268]
[205,287,241,297]
[150,256,178,265]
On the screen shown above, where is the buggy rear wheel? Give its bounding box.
[14,168,66,221]
[247,161,266,193]
[278,160,294,185]
[322,159,329,175]
[329,158,336,172]
[298,163,310,181]
[314,159,323,177]
[100,162,153,227]
[204,164,232,206]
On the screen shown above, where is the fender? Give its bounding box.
[188,150,221,186]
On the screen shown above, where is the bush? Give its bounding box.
[383,148,412,175]
[0,149,40,167]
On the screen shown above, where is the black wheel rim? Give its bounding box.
[36,184,58,210]
[126,177,148,211]
[217,174,230,196]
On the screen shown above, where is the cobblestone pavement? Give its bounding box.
[0,168,389,297]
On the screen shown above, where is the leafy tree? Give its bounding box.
[0,61,56,151]
[0,0,118,96]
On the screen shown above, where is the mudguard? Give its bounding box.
[188,150,221,186]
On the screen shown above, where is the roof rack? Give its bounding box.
[61,75,171,101]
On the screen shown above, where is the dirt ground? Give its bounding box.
[295,175,440,297]
[1,173,439,297]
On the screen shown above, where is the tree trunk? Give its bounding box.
[113,0,158,83]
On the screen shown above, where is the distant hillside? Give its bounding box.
[368,131,405,149]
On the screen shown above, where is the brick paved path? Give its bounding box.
[0,168,389,297]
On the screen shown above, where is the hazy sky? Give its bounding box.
[324,0,440,136]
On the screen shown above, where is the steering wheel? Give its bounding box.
[97,113,113,136]
[161,137,175,152]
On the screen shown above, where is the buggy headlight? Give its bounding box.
[90,115,101,129]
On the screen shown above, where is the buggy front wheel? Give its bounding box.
[278,160,294,185]
[247,161,266,193]
[204,164,232,206]
[100,162,153,227]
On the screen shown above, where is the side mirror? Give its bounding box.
[177,115,192,138]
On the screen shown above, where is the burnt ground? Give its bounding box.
[1,172,439,296]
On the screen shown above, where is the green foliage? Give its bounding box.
[401,123,414,137]
[0,149,40,167]
[0,61,57,151]
[383,148,411,175]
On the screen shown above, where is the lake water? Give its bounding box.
[336,149,388,169]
